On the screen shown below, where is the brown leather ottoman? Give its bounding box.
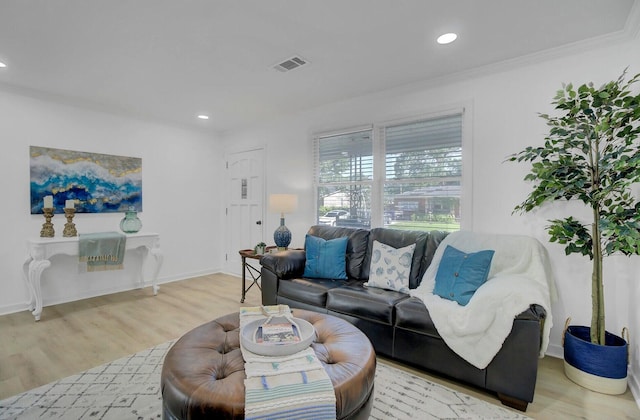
[161,309,376,420]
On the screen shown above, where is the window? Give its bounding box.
[314,128,373,228]
[314,112,463,232]
[381,114,462,231]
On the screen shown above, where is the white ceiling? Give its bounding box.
[0,0,638,134]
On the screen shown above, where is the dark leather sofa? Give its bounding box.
[260,225,546,411]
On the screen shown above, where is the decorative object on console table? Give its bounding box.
[40,207,54,238]
[509,69,640,394]
[79,232,127,272]
[120,206,142,233]
[43,195,53,208]
[63,200,77,237]
[269,193,298,250]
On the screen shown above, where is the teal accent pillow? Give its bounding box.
[433,245,495,306]
[303,234,348,279]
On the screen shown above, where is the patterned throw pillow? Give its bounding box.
[433,245,495,306]
[364,240,416,293]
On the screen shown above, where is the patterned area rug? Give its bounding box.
[0,341,530,420]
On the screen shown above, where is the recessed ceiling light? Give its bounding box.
[0,61,6,68]
[436,33,458,45]
[197,115,209,120]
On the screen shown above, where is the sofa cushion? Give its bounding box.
[326,282,409,325]
[278,277,346,307]
[394,296,439,337]
[364,240,416,293]
[307,225,370,279]
[433,245,495,306]
[303,234,348,279]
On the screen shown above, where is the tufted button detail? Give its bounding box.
[454,272,459,277]
[161,310,375,419]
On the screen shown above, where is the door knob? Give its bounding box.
[256,220,262,225]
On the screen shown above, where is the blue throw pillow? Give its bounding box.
[303,234,348,280]
[433,245,495,306]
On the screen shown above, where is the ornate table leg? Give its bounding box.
[149,246,163,295]
[27,258,51,321]
[23,243,51,321]
[22,256,36,312]
[137,240,163,295]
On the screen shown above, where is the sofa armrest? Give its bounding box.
[486,304,547,408]
[260,250,306,279]
[515,304,547,351]
[515,304,546,321]
[259,250,306,306]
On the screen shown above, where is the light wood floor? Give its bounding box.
[0,274,638,419]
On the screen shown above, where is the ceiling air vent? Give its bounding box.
[273,55,308,72]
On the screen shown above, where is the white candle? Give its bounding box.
[43,195,53,208]
[65,199,75,209]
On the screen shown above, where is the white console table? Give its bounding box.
[22,232,163,321]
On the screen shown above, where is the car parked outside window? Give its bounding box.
[318,210,350,226]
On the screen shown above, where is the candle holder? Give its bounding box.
[40,208,55,238]
[63,208,77,237]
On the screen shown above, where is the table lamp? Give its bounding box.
[269,194,298,250]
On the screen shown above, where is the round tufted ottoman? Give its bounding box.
[161,309,376,420]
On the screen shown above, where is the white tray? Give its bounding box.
[241,316,316,356]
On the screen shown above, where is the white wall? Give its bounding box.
[0,90,224,315]
[223,35,640,399]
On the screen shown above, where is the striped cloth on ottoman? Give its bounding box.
[239,305,336,420]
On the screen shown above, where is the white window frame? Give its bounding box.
[313,105,472,230]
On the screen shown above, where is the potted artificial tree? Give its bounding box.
[509,69,640,394]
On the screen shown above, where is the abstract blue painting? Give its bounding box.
[30,146,142,214]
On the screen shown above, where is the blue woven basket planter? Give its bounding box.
[563,325,628,394]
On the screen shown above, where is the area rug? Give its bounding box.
[0,340,530,420]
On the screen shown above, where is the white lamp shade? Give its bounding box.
[269,194,298,214]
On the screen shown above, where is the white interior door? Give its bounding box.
[225,148,265,276]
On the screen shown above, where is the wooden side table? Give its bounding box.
[238,247,273,303]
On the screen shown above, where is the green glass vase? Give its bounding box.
[120,206,142,233]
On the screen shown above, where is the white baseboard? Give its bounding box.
[0,302,30,317]
[155,268,222,285]
[629,365,640,409]
[219,269,242,278]
[545,342,564,359]
[0,268,224,318]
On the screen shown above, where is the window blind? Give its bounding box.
[314,129,373,184]
[384,113,462,181]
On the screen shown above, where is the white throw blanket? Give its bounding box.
[409,231,557,369]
